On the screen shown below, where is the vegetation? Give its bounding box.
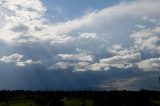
[0,90,159,106]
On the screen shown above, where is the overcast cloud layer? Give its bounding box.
[0,0,159,90]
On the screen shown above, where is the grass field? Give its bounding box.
[0,91,159,106]
[151,100,160,106]
[0,97,94,106]
[0,100,36,106]
[64,98,93,106]
[1,98,160,106]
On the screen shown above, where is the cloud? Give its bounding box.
[12,35,40,44]
[47,62,91,72]
[73,62,90,72]
[47,61,90,72]
[1,0,160,44]
[50,35,73,45]
[0,54,42,67]
[48,52,94,71]
[50,32,97,45]
[137,58,160,71]
[47,52,94,71]
[47,62,74,70]
[57,52,94,62]
[107,44,135,56]
[88,53,141,71]
[131,25,160,54]
[10,23,29,33]
[0,54,23,63]
[136,24,146,29]
[10,0,158,73]
[0,0,159,90]
[0,0,46,42]
[49,53,141,72]
[100,53,141,64]
[16,59,42,67]
[48,0,160,35]
[99,77,140,90]
[78,33,97,40]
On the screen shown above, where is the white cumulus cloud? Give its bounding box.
[57,52,94,62]
[137,58,160,71]
[0,54,42,67]
[131,26,160,54]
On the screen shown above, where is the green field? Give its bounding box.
[1,98,160,106]
[0,97,93,106]
[151,100,160,106]
[64,98,93,106]
[0,100,34,106]
[0,90,159,106]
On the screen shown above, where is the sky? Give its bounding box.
[0,0,160,90]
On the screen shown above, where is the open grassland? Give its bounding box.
[0,90,159,106]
